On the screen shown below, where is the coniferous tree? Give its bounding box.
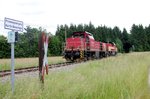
[130,24,148,51]
[145,25,150,50]
[122,28,132,53]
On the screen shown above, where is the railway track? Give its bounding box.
[0,56,112,78]
[0,62,78,77]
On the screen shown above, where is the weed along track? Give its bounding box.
[0,62,79,77]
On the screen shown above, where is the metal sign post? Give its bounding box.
[8,31,15,93]
[5,17,23,93]
[11,42,15,93]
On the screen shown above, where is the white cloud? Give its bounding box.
[0,0,150,36]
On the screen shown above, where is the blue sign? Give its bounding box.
[8,31,15,43]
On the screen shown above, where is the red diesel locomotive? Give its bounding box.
[63,31,117,61]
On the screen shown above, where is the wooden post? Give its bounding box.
[39,32,44,82]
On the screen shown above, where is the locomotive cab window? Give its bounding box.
[88,35,94,40]
[86,32,94,40]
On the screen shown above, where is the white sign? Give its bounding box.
[4,17,23,32]
[8,31,15,43]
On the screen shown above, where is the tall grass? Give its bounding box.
[0,56,65,71]
[0,52,150,99]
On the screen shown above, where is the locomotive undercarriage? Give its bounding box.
[64,50,117,62]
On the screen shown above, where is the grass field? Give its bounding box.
[0,56,66,71]
[0,52,150,99]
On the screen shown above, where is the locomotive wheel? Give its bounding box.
[84,56,88,61]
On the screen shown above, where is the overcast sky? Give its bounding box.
[0,0,150,36]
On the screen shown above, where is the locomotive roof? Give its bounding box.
[72,31,94,40]
[73,31,93,36]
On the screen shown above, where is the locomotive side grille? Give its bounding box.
[65,37,85,51]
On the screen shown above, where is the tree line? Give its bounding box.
[0,23,150,58]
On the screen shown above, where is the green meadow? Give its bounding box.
[0,56,65,71]
[0,52,150,99]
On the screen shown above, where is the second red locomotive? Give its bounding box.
[64,31,117,61]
